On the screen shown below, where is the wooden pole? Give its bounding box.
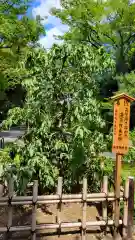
[82,178,87,240]
[5,178,14,240]
[0,196,124,206]
[0,184,4,197]
[102,176,108,236]
[123,178,129,239]
[102,176,108,220]
[0,192,123,202]
[114,153,122,239]
[31,180,38,240]
[0,219,123,233]
[113,164,116,220]
[100,157,104,191]
[127,177,134,240]
[57,177,62,237]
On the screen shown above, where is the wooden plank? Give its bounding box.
[127,177,134,240]
[82,178,87,240]
[31,180,38,240]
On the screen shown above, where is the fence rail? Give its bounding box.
[0,176,134,240]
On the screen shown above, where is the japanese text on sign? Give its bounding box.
[112,98,130,154]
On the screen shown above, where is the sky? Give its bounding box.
[31,0,69,49]
[31,0,135,49]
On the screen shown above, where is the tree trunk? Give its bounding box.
[116,56,128,74]
[0,184,4,197]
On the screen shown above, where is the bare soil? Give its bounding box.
[0,203,124,240]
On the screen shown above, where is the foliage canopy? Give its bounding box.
[0,0,45,120]
[1,43,114,193]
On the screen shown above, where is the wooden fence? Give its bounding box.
[0,176,134,240]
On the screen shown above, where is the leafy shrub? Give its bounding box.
[2,43,114,194]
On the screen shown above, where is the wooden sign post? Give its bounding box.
[111,93,135,239]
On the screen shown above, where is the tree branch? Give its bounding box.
[0,45,12,49]
[88,35,101,48]
[103,33,118,48]
[124,33,135,44]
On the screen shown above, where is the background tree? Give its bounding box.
[0,0,45,121]
[52,0,135,131]
[54,0,135,74]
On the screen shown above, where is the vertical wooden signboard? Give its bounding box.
[111,93,135,239]
[112,96,131,154]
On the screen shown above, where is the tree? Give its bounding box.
[53,0,135,74]
[0,0,45,121]
[51,0,135,130]
[1,43,114,193]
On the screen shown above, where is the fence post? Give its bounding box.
[112,165,115,221]
[102,176,108,235]
[127,177,134,240]
[0,184,4,197]
[57,177,63,237]
[0,138,4,149]
[113,154,122,239]
[123,178,129,239]
[82,178,87,240]
[4,178,14,240]
[31,180,38,240]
